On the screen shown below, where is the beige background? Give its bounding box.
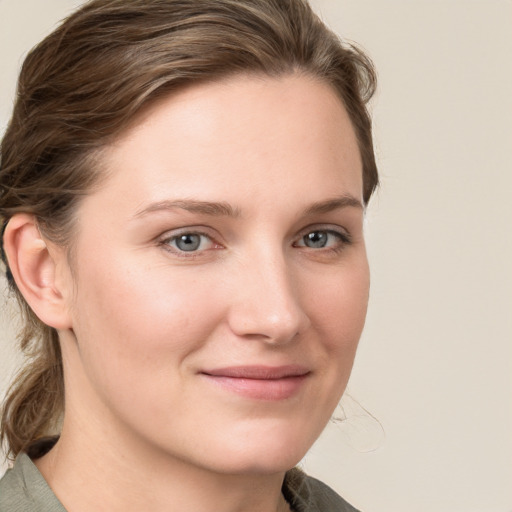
[1,1,511,511]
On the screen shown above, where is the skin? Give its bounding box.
[6,73,369,512]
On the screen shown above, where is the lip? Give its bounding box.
[200,365,310,401]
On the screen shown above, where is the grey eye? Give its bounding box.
[163,231,217,255]
[302,231,329,248]
[174,233,202,252]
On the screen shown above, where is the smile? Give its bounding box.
[200,365,311,401]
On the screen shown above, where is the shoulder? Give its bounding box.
[283,468,361,512]
[0,454,66,512]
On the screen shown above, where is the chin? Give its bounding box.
[193,427,316,476]
[207,450,304,476]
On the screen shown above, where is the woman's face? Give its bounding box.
[61,74,369,474]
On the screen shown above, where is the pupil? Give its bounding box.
[176,234,200,251]
[305,231,327,248]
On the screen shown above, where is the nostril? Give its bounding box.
[228,300,310,344]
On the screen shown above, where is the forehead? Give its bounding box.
[88,73,363,214]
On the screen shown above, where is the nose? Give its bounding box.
[226,252,311,344]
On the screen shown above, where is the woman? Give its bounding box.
[0,0,378,510]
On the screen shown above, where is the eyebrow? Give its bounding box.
[133,199,241,219]
[302,195,364,215]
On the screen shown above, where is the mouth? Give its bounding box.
[199,365,311,401]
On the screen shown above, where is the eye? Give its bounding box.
[163,232,216,253]
[295,229,350,250]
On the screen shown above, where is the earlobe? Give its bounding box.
[3,214,73,330]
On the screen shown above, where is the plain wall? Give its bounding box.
[1,1,511,511]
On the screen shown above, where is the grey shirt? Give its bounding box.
[0,454,360,512]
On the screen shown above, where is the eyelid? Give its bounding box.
[158,227,223,256]
[293,224,352,249]
[296,223,351,240]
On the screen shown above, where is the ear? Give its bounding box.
[3,214,73,330]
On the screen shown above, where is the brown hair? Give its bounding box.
[0,0,378,460]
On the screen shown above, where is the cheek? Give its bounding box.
[311,259,370,355]
[69,255,221,384]
[66,257,228,433]
[294,259,369,440]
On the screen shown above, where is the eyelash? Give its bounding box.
[159,226,352,258]
[293,228,352,253]
[159,230,220,258]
